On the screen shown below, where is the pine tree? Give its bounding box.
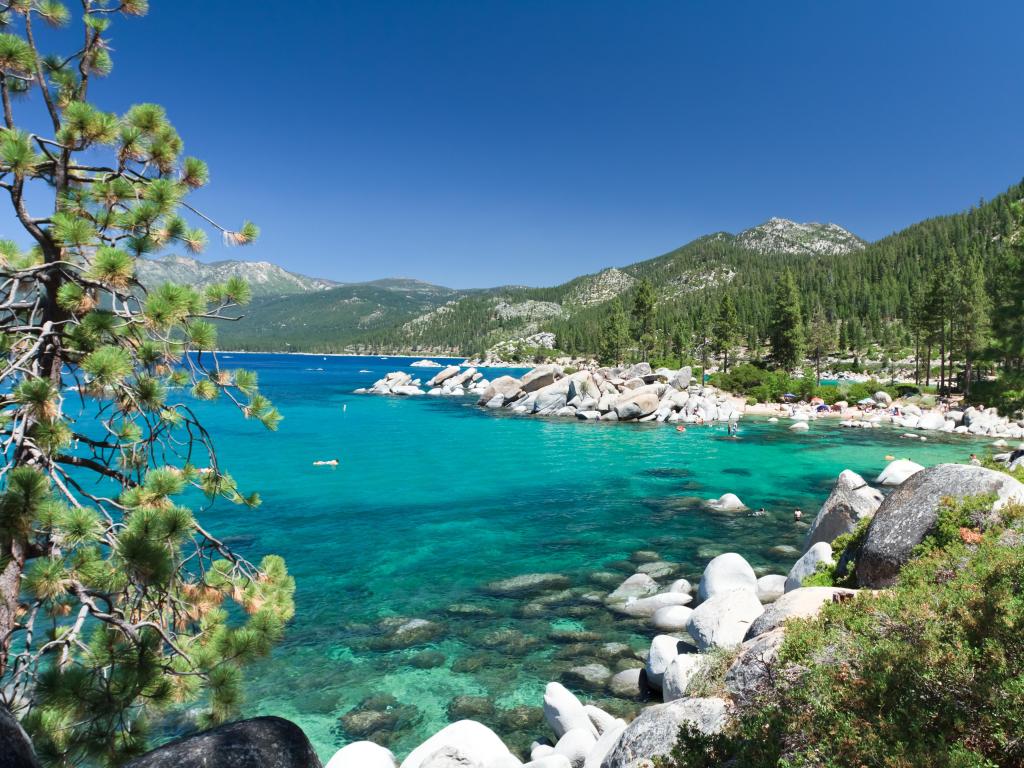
[712,294,740,373]
[954,254,991,397]
[806,305,837,384]
[0,6,293,763]
[599,299,629,365]
[631,278,657,360]
[768,269,805,371]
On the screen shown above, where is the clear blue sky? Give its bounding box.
[9,1,1024,287]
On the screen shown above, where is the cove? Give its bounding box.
[183,353,980,759]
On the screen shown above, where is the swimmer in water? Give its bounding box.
[793,508,803,521]
[313,459,339,467]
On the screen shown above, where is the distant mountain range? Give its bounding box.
[133,188,1021,357]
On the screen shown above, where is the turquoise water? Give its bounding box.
[183,354,980,760]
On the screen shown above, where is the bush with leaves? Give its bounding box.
[656,496,1024,768]
[0,3,292,765]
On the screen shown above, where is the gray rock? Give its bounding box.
[123,717,321,768]
[856,464,1024,587]
[614,393,660,421]
[785,543,833,592]
[535,391,569,415]
[521,365,563,393]
[562,664,612,692]
[583,723,626,768]
[608,592,691,619]
[804,470,883,551]
[697,553,758,601]
[875,459,924,486]
[486,573,571,596]
[755,574,787,604]
[746,586,855,638]
[553,728,597,768]
[325,741,397,768]
[644,634,687,689]
[661,653,707,702]
[598,698,730,768]
[724,628,786,702]
[429,366,462,386]
[605,573,659,603]
[543,682,596,740]
[650,605,694,632]
[606,667,647,704]
[477,376,523,406]
[686,589,764,651]
[400,721,520,768]
[0,706,40,768]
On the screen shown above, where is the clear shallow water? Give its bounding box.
[182,354,980,759]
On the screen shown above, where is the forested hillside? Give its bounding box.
[213,181,1024,375]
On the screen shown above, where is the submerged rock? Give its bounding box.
[486,573,572,596]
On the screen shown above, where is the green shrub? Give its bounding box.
[659,502,1024,768]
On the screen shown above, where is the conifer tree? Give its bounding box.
[599,298,629,365]
[806,304,837,384]
[0,4,293,764]
[631,278,656,360]
[711,294,739,373]
[768,269,804,371]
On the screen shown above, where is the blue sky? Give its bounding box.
[7,1,1024,287]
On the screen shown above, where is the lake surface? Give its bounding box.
[184,353,979,759]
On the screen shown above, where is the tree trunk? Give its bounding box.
[0,539,26,677]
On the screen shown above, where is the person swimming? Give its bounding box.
[793,508,803,521]
[313,459,339,467]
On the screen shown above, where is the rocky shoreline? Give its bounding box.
[310,460,1022,768]
[356,361,1024,440]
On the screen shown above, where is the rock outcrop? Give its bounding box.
[856,464,1024,587]
[123,717,322,768]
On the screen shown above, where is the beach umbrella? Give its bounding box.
[815,403,830,412]
[858,397,876,405]
[783,393,797,400]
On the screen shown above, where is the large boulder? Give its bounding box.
[755,574,787,604]
[400,721,520,768]
[661,653,707,702]
[705,493,746,512]
[644,635,687,689]
[687,589,764,651]
[521,365,563,393]
[784,542,833,592]
[326,742,397,768]
[875,459,924,486]
[1,706,40,768]
[543,682,596,740]
[614,393,660,421]
[608,592,691,619]
[917,411,946,431]
[651,604,694,631]
[856,464,1024,587]
[429,366,461,386]
[746,586,856,638]
[583,723,626,768]
[804,470,883,551]
[724,628,786,702]
[605,574,659,603]
[697,553,758,601]
[553,728,596,768]
[477,376,523,406]
[123,717,321,768]
[598,698,730,768]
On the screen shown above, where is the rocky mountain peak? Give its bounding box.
[736,218,866,256]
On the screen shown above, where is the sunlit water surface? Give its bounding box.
[176,354,979,759]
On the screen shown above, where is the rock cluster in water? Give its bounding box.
[317,462,1023,768]
[359,362,747,425]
